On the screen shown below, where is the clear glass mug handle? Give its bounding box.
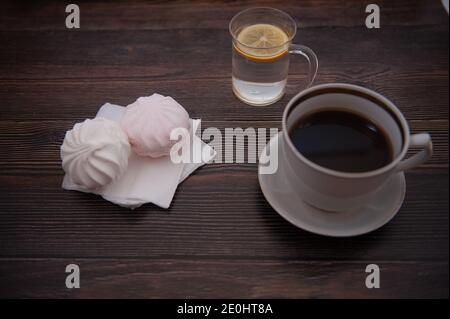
[287,44,319,91]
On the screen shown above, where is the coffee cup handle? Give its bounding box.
[287,44,319,91]
[395,133,433,172]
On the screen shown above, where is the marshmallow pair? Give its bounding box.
[61,94,192,191]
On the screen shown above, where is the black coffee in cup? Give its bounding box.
[288,109,393,173]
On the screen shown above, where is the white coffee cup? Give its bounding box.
[281,83,433,212]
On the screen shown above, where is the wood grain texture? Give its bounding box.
[0,170,448,261]
[0,120,447,169]
[0,24,447,121]
[0,259,448,298]
[0,0,448,298]
[1,26,448,81]
[0,78,447,122]
[0,0,447,30]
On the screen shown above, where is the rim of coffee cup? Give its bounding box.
[282,83,411,179]
[229,7,297,50]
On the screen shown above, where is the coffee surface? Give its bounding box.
[289,110,393,173]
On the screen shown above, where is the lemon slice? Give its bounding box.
[235,24,289,61]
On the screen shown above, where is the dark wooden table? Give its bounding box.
[0,0,448,299]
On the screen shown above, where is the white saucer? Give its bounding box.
[258,132,406,237]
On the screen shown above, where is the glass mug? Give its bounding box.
[229,7,319,106]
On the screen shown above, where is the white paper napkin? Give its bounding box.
[62,103,216,209]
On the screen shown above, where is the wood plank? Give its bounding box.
[0,259,447,298]
[1,25,447,82]
[0,0,447,31]
[0,120,447,168]
[0,25,447,121]
[0,77,447,122]
[0,170,447,260]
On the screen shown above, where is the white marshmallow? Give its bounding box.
[120,93,190,157]
[61,117,131,190]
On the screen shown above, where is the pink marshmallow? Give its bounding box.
[120,94,190,158]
